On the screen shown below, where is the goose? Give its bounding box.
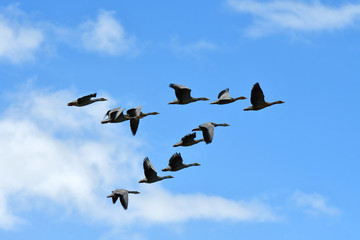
[244,83,284,111]
[173,132,205,147]
[162,153,200,172]
[107,189,140,210]
[168,84,209,104]
[101,107,129,124]
[192,122,229,144]
[126,106,160,136]
[139,157,174,183]
[210,88,246,105]
[67,93,107,107]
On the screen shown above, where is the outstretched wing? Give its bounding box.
[127,106,142,118]
[182,132,196,142]
[169,153,183,168]
[251,83,265,107]
[109,107,124,120]
[119,192,129,210]
[130,119,140,136]
[103,110,111,119]
[143,157,158,179]
[200,123,214,144]
[218,88,230,100]
[77,93,96,104]
[170,84,192,101]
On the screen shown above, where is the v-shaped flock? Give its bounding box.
[68,82,284,210]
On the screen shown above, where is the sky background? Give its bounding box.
[0,0,359,239]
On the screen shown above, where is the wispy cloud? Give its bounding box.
[227,0,360,36]
[170,36,217,57]
[0,84,278,230]
[292,190,341,216]
[80,10,137,56]
[0,5,44,64]
[128,186,277,223]
[0,6,138,64]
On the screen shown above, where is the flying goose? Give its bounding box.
[192,122,229,144]
[139,157,174,183]
[107,189,140,210]
[168,84,209,104]
[210,88,246,105]
[126,106,159,136]
[162,153,200,172]
[244,83,284,111]
[173,132,205,147]
[68,93,107,107]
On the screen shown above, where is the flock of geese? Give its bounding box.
[68,82,284,210]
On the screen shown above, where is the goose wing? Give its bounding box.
[110,107,124,120]
[169,153,183,168]
[199,122,214,144]
[130,119,140,135]
[218,88,231,100]
[143,157,158,179]
[251,83,266,107]
[118,191,129,210]
[182,132,196,143]
[77,93,96,104]
[103,110,111,119]
[127,106,142,118]
[127,107,142,135]
[170,84,192,101]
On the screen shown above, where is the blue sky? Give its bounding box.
[0,0,359,239]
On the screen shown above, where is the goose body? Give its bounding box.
[68,93,107,107]
[168,84,209,104]
[192,122,229,144]
[244,83,284,111]
[210,88,246,105]
[107,189,140,210]
[162,153,200,172]
[173,132,205,147]
[139,157,174,183]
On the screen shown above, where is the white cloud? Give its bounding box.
[0,5,44,63]
[228,0,360,36]
[81,10,136,56]
[292,190,341,216]
[0,85,278,230]
[128,186,277,223]
[0,6,138,64]
[170,37,216,57]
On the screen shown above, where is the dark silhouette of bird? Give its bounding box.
[68,93,107,107]
[168,84,209,104]
[192,122,230,144]
[139,157,174,183]
[162,153,200,172]
[210,88,246,104]
[107,189,140,210]
[244,83,284,111]
[173,132,205,147]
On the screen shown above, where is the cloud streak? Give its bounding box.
[292,190,341,216]
[170,37,216,57]
[228,0,360,36]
